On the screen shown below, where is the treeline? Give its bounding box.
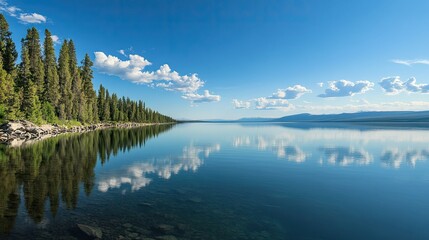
[0,14,174,124]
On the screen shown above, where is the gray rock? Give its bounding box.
[77,224,103,239]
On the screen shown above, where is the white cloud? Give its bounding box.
[94,52,215,102]
[233,84,310,111]
[318,82,324,87]
[391,59,429,66]
[18,13,46,23]
[318,80,374,98]
[255,97,293,110]
[404,77,429,93]
[0,0,47,24]
[379,76,404,95]
[232,99,251,109]
[379,76,429,95]
[50,35,59,44]
[182,90,221,103]
[118,49,126,56]
[269,85,312,100]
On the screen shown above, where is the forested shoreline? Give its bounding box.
[0,14,174,125]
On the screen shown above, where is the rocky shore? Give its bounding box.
[0,120,170,147]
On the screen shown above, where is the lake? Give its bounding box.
[1,123,429,240]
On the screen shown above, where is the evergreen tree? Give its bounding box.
[20,46,42,123]
[81,54,97,123]
[110,93,119,121]
[0,14,17,74]
[23,27,44,100]
[68,40,85,121]
[58,41,72,120]
[97,84,106,121]
[43,29,60,108]
[0,54,15,118]
[103,90,111,121]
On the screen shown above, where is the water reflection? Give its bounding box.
[381,149,429,168]
[233,136,308,162]
[97,144,220,193]
[319,147,372,166]
[0,125,173,234]
[232,127,429,168]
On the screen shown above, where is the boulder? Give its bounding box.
[77,224,103,239]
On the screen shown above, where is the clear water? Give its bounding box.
[1,123,429,240]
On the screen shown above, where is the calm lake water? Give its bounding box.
[1,123,429,240]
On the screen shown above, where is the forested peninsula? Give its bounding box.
[0,14,174,144]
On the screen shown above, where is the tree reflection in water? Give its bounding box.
[0,124,174,234]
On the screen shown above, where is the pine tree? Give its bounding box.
[23,27,44,101]
[104,90,111,121]
[19,46,41,122]
[68,40,85,120]
[110,93,119,121]
[0,54,15,117]
[81,54,97,123]
[98,84,106,121]
[58,40,72,120]
[43,29,60,108]
[0,14,17,74]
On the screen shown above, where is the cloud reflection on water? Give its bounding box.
[97,144,220,192]
[381,148,429,168]
[319,147,372,166]
[232,127,429,168]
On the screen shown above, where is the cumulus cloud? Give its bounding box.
[269,85,312,99]
[50,35,60,44]
[232,99,251,109]
[182,90,221,103]
[18,13,46,23]
[255,97,292,110]
[379,76,429,95]
[94,51,217,102]
[404,77,429,93]
[0,1,47,24]
[233,84,310,111]
[318,80,374,98]
[379,76,403,95]
[391,59,429,66]
[318,82,324,87]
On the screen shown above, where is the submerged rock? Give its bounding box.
[156,235,177,240]
[155,224,175,233]
[77,224,103,239]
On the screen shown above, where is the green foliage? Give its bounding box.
[0,104,5,122]
[58,40,72,120]
[41,102,57,123]
[0,13,174,124]
[0,14,17,73]
[23,27,44,100]
[43,29,60,107]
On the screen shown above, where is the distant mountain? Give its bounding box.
[274,111,429,122]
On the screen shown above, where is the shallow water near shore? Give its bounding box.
[1,123,429,239]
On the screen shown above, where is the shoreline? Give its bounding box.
[0,120,175,147]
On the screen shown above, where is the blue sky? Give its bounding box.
[2,0,429,120]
